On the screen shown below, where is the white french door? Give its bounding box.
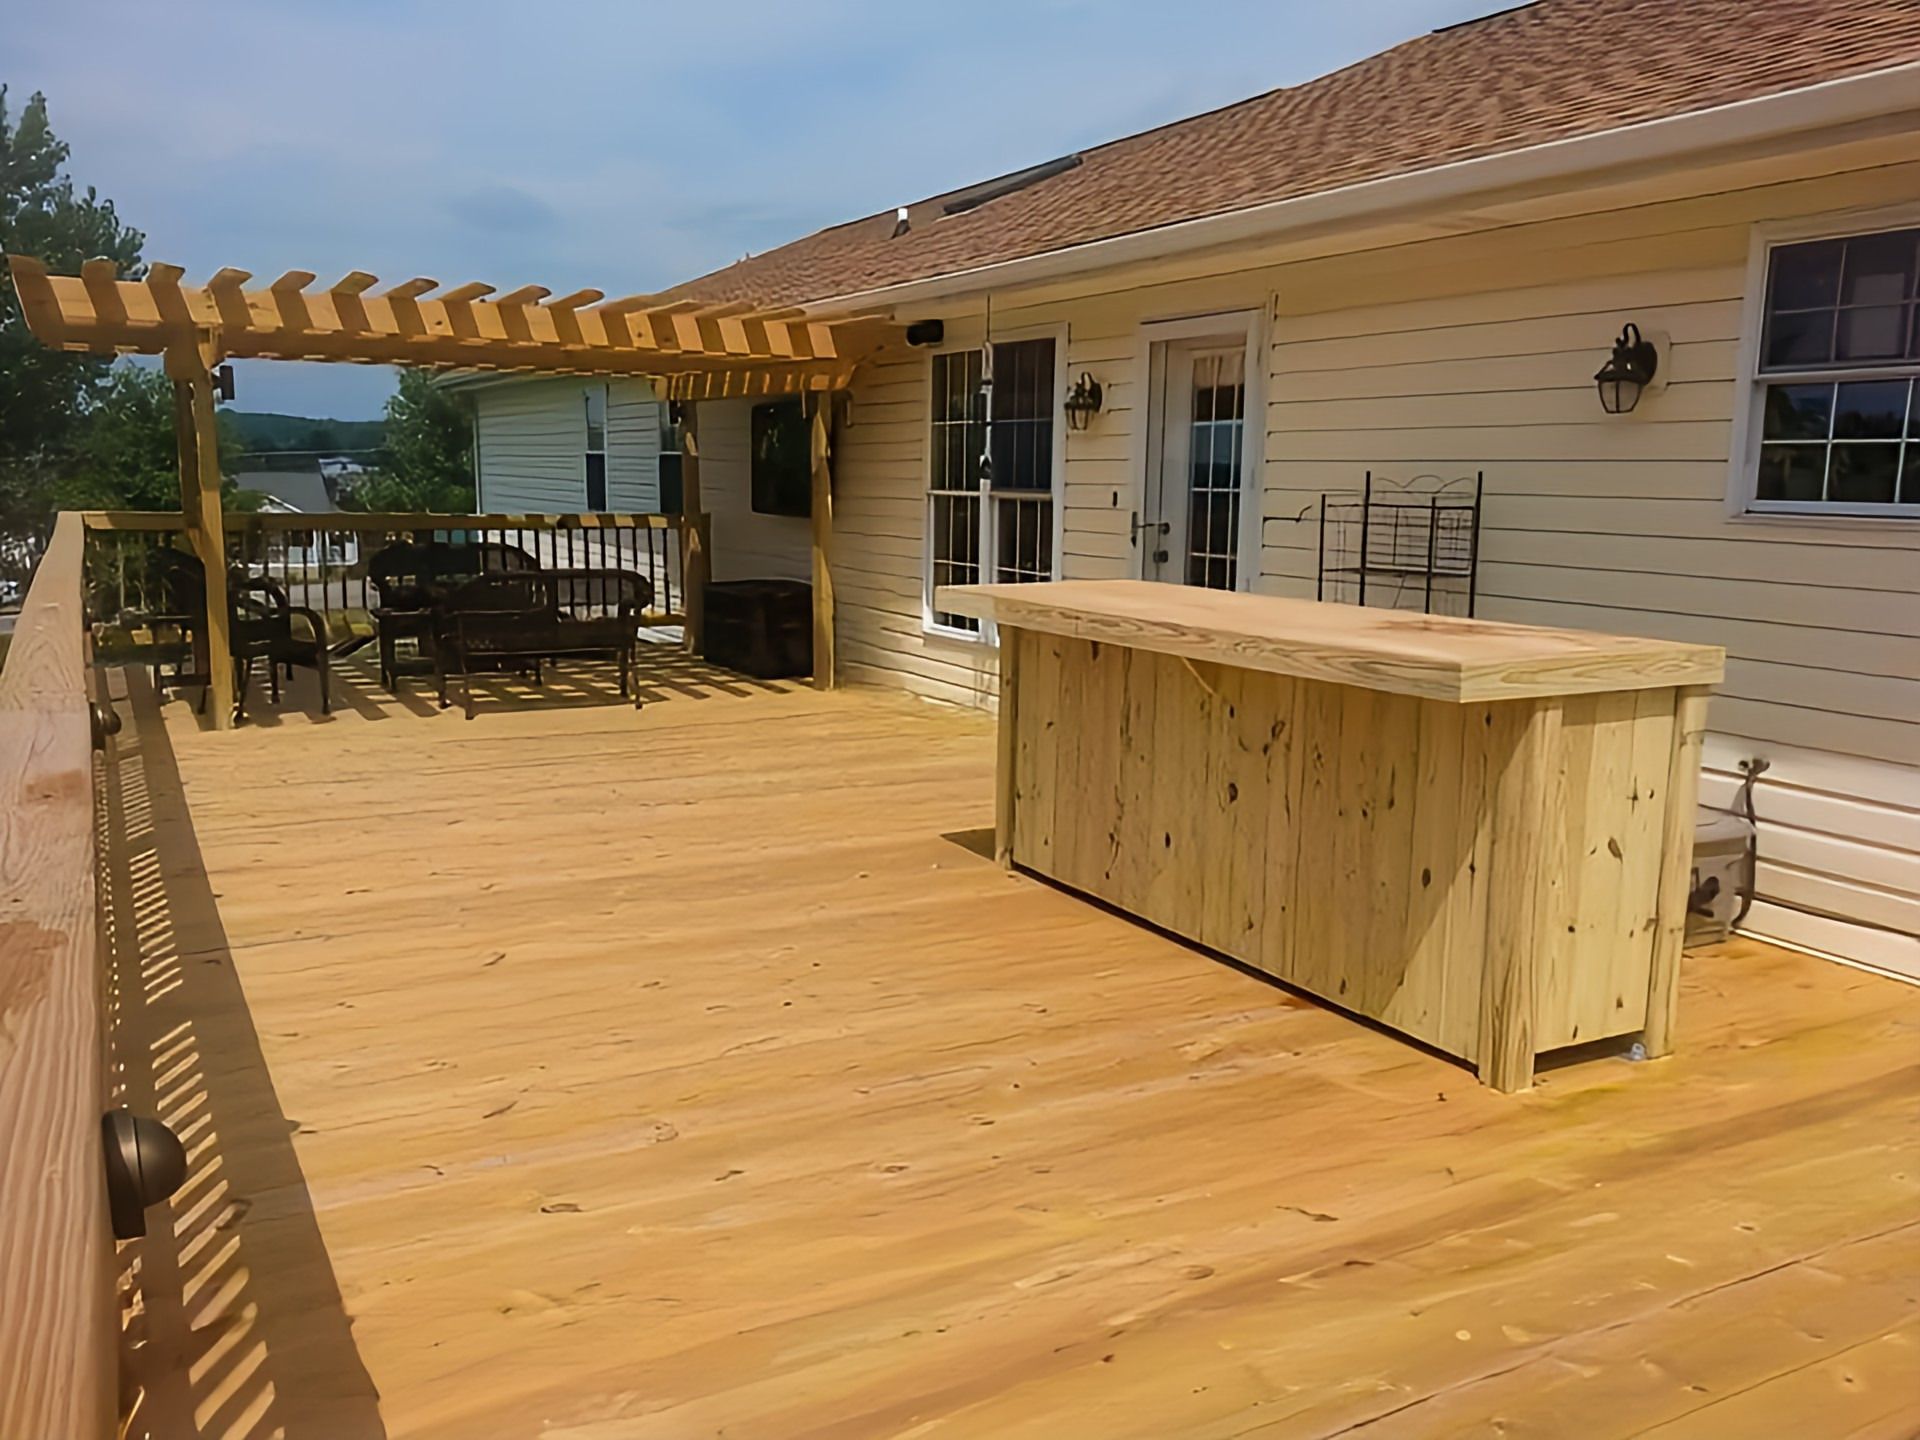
[1140,336,1251,589]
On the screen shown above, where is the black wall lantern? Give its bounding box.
[1594,323,1658,414]
[1063,371,1104,431]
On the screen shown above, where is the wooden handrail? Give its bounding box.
[81,509,689,533]
[0,511,115,1440]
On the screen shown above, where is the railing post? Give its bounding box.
[167,339,234,728]
[678,402,706,656]
[809,392,835,690]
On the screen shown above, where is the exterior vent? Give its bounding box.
[940,154,1083,217]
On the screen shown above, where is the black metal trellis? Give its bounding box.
[1316,471,1483,618]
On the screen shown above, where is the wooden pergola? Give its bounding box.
[8,255,895,724]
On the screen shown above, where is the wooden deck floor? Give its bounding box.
[102,652,1920,1440]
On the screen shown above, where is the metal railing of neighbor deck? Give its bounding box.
[79,510,701,660]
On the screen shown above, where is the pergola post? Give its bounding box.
[165,338,234,729]
[678,402,707,656]
[809,394,835,690]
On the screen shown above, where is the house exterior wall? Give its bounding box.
[472,376,662,512]
[606,381,664,512]
[763,150,1920,975]
[695,399,813,584]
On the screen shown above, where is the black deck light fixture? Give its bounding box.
[1063,372,1104,431]
[102,1109,188,1239]
[1594,323,1659,414]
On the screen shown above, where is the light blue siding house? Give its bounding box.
[445,375,666,514]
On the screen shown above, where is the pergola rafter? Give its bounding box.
[8,254,885,725]
[6,255,899,399]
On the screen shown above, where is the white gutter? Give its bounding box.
[802,61,1920,317]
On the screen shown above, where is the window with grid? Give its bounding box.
[927,339,1057,633]
[658,400,684,513]
[1184,348,1246,589]
[1752,225,1919,513]
[584,385,608,511]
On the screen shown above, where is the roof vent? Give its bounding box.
[940,154,1083,217]
[891,207,911,239]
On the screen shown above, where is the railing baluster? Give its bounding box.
[73,509,700,672]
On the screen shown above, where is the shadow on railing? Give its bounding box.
[101,668,386,1438]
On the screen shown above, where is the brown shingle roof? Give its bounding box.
[664,0,1920,308]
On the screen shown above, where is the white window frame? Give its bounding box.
[583,382,609,510]
[1130,308,1268,590]
[1729,203,1920,527]
[921,322,1069,642]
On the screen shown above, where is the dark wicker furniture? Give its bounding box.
[368,539,541,691]
[138,547,330,721]
[703,579,812,679]
[136,546,213,707]
[230,573,331,720]
[431,568,653,718]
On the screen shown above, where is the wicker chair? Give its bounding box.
[230,573,331,720]
[139,547,330,721]
[367,539,541,691]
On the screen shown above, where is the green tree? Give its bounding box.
[0,86,145,483]
[55,363,256,512]
[343,368,474,512]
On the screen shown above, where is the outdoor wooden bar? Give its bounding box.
[939,580,1725,1091]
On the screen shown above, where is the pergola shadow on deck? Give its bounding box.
[98,666,1920,1440]
[166,642,793,731]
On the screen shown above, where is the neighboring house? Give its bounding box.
[233,467,336,515]
[656,0,1920,976]
[231,467,361,568]
[446,374,666,515]
[444,372,814,584]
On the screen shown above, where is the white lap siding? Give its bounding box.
[474,377,661,513]
[1252,169,1919,977]
[812,149,1920,972]
[607,382,662,512]
[695,400,811,584]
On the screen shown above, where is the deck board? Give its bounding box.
[102,653,1920,1439]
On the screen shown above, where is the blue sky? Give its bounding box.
[11,0,1500,419]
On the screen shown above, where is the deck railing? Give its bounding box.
[80,509,698,656]
[0,511,116,1439]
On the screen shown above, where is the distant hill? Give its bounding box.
[225,410,386,457]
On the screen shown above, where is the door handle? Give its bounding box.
[1128,512,1171,544]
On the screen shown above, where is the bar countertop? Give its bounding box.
[937,580,1725,704]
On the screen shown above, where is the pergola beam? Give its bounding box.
[6,256,901,394]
